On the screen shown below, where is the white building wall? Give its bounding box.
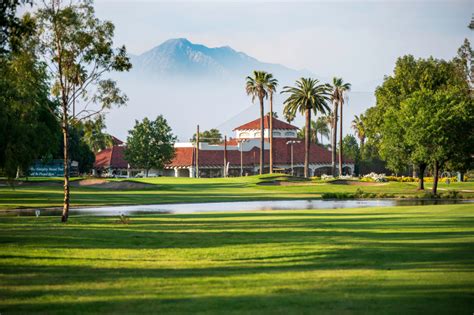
[235,129,297,140]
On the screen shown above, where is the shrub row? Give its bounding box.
[321,188,465,200]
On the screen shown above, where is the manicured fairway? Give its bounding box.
[1,175,473,210]
[1,204,473,314]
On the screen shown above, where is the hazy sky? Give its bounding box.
[95,0,472,92]
[90,0,473,140]
[21,0,471,140]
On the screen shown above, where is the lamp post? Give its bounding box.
[286,140,301,176]
[238,139,249,177]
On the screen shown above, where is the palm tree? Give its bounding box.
[297,121,317,143]
[82,116,113,152]
[266,75,278,174]
[281,78,330,178]
[284,109,296,124]
[246,70,271,174]
[331,77,351,176]
[352,114,366,155]
[315,116,330,144]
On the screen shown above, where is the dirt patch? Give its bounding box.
[329,179,387,186]
[71,179,154,190]
[258,181,318,186]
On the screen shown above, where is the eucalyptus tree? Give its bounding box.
[281,78,330,178]
[245,70,273,174]
[331,77,351,176]
[36,0,132,222]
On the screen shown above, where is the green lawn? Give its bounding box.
[0,204,473,314]
[1,175,473,210]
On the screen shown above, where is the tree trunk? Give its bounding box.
[259,96,264,175]
[360,137,365,159]
[304,109,311,178]
[432,161,439,195]
[331,102,338,176]
[269,94,273,174]
[338,100,343,176]
[61,114,70,223]
[145,169,149,178]
[418,163,426,190]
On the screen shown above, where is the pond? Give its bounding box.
[2,199,473,216]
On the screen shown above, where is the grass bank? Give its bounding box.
[0,204,473,314]
[1,175,473,210]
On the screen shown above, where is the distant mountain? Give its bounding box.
[130,38,309,80]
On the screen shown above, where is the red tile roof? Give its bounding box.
[233,114,298,131]
[94,145,129,169]
[167,147,194,167]
[112,136,124,145]
[166,138,352,168]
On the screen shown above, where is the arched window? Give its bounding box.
[273,131,281,137]
[239,132,249,138]
[285,131,295,137]
[254,132,261,137]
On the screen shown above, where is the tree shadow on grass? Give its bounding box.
[1,210,474,314]
[1,275,474,314]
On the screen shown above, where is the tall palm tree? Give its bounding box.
[246,70,271,174]
[266,75,278,174]
[352,114,366,155]
[325,112,335,151]
[331,77,351,176]
[281,78,330,178]
[315,116,330,144]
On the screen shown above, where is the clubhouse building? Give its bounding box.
[94,115,354,178]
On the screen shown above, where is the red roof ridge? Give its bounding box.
[233,114,298,131]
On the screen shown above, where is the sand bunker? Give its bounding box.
[72,179,154,189]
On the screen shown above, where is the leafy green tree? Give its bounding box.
[191,129,223,145]
[0,0,32,54]
[330,77,351,177]
[282,78,330,178]
[245,70,274,174]
[0,11,60,179]
[399,89,473,194]
[341,135,360,175]
[66,125,95,174]
[366,54,471,190]
[36,0,132,222]
[453,38,473,91]
[125,116,176,178]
